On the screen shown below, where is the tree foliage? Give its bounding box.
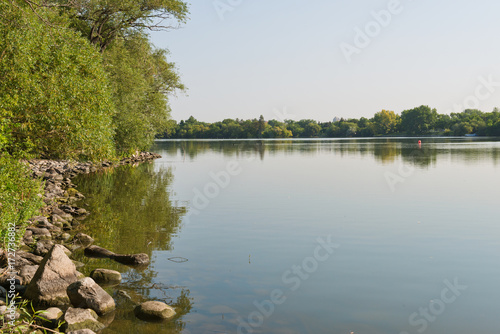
[373,110,400,135]
[0,1,115,160]
[104,33,184,154]
[0,0,188,158]
[401,105,438,135]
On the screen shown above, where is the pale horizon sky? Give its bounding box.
[151,0,500,123]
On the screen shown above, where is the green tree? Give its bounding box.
[372,110,400,135]
[104,33,184,154]
[400,105,438,135]
[64,0,189,52]
[0,1,115,160]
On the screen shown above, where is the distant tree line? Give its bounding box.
[160,106,500,139]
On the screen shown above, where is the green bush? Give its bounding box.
[0,155,44,245]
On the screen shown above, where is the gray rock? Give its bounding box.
[60,233,72,241]
[23,233,34,246]
[0,253,43,286]
[84,245,115,258]
[0,251,42,270]
[64,307,105,332]
[73,233,94,246]
[52,208,73,222]
[67,330,97,334]
[1,304,20,321]
[51,214,67,227]
[111,253,150,266]
[134,301,176,321]
[34,240,55,256]
[0,286,6,298]
[24,244,79,307]
[67,278,115,315]
[74,208,88,216]
[26,227,52,240]
[84,246,149,267]
[37,307,63,329]
[90,269,121,283]
[32,216,50,226]
[18,265,39,285]
[18,251,44,265]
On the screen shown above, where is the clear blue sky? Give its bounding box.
[151,0,500,122]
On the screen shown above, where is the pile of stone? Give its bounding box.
[0,152,177,333]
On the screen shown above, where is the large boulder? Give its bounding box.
[90,269,121,283]
[134,301,176,321]
[67,278,115,315]
[64,307,105,332]
[24,244,79,307]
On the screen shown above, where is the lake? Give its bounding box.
[72,138,500,334]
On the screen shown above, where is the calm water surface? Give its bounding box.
[73,138,500,334]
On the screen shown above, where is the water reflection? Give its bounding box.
[72,163,192,333]
[154,137,500,167]
[75,164,186,254]
[70,138,500,333]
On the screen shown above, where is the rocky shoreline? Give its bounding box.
[0,152,177,333]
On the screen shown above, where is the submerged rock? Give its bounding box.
[24,244,79,307]
[90,269,122,283]
[84,245,115,258]
[134,301,176,321]
[67,277,115,315]
[111,253,150,266]
[84,245,149,267]
[73,233,94,246]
